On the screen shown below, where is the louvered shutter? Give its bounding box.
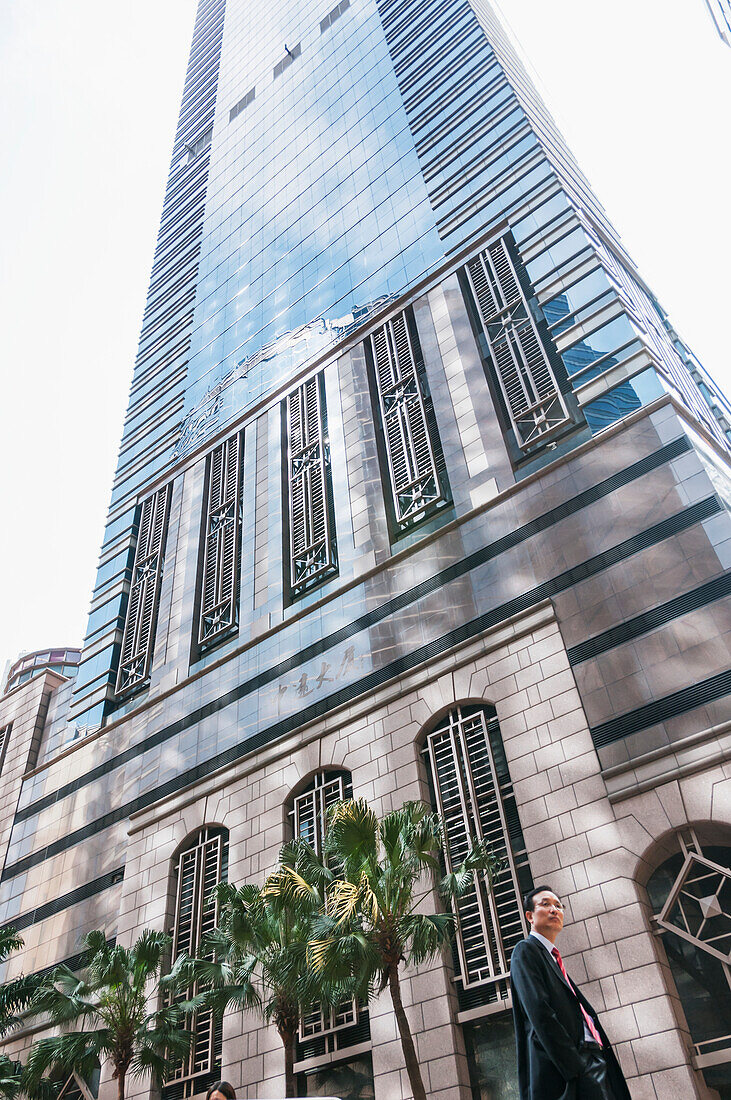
[116,485,171,694]
[286,374,337,596]
[426,706,528,1006]
[466,236,570,450]
[370,312,445,527]
[198,433,243,647]
[166,828,228,1096]
[292,771,348,857]
[290,773,360,1044]
[0,724,10,776]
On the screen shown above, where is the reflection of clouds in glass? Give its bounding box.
[182,3,442,411]
[173,295,400,458]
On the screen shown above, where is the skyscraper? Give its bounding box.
[1,0,730,1097]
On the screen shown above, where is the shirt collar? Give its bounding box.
[529,929,558,954]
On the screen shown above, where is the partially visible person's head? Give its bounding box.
[206,1082,236,1100]
[523,884,564,941]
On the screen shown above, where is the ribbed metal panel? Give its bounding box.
[285,375,337,596]
[115,484,172,695]
[466,235,570,450]
[198,433,243,647]
[369,311,446,528]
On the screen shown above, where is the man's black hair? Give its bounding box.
[523,884,559,912]
[206,1083,236,1100]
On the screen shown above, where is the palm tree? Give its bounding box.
[195,880,347,1098]
[267,799,500,1100]
[24,930,197,1100]
[0,926,43,1100]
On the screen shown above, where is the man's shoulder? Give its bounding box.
[510,935,540,968]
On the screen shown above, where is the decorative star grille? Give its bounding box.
[657,850,731,964]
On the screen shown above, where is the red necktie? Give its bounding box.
[552,947,603,1048]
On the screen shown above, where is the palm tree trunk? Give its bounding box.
[116,1071,126,1100]
[388,962,427,1100]
[280,1028,296,1098]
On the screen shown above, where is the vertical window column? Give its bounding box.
[465,234,571,451]
[115,484,171,695]
[289,772,368,1056]
[0,723,11,776]
[197,432,244,649]
[368,309,448,532]
[424,705,531,1010]
[165,827,229,1100]
[285,375,338,598]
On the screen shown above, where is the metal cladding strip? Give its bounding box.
[12,435,693,830]
[2,868,124,932]
[1,500,722,890]
[32,937,117,978]
[567,572,731,666]
[591,669,731,750]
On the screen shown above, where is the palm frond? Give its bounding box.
[324,799,378,872]
[0,930,24,965]
[24,1032,110,1093]
[0,1054,22,1100]
[440,838,502,898]
[130,929,170,981]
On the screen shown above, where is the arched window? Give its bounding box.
[56,1069,99,1100]
[423,704,532,1012]
[646,829,731,1099]
[288,771,372,1084]
[290,769,353,856]
[164,826,229,1100]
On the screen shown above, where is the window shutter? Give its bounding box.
[198,433,243,647]
[286,374,337,596]
[289,772,363,1049]
[167,827,228,1097]
[370,311,445,527]
[0,724,10,776]
[116,484,171,695]
[425,706,528,1006]
[292,771,348,857]
[466,236,570,450]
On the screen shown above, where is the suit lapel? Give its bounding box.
[527,935,573,991]
[526,937,583,1015]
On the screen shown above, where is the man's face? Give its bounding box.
[527,889,564,938]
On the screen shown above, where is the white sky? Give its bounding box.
[1,0,729,676]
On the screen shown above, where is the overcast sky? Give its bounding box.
[1,0,729,677]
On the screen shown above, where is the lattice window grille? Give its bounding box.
[657,830,731,965]
[370,312,445,527]
[198,433,244,648]
[291,771,351,858]
[466,237,570,450]
[290,772,358,1042]
[0,724,10,776]
[57,1076,83,1100]
[286,375,337,597]
[115,485,171,695]
[166,827,228,1097]
[425,706,527,1004]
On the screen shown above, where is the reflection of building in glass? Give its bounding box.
[1,0,730,1098]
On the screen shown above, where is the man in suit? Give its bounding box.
[510,884,631,1099]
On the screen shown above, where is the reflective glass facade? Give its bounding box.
[65,0,730,732]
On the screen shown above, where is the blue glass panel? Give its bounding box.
[561,315,640,379]
[584,367,666,434]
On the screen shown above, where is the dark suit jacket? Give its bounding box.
[510,935,631,1100]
